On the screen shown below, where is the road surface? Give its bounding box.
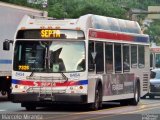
[0,96,160,120]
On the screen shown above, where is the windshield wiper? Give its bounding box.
[30,71,34,77]
[29,61,37,77]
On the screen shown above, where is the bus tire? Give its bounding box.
[22,103,36,111]
[7,90,11,100]
[90,84,102,110]
[1,91,6,96]
[129,81,140,105]
[120,100,129,106]
[25,106,36,111]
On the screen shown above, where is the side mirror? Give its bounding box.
[3,39,13,51]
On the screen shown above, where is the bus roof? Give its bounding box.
[18,14,142,34]
[90,14,141,34]
[17,14,149,44]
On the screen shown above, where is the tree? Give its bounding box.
[144,20,160,45]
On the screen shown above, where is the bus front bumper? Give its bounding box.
[10,93,87,104]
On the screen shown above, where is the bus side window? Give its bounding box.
[105,43,113,73]
[95,42,104,73]
[138,45,145,68]
[123,45,130,72]
[131,45,137,68]
[88,41,95,71]
[114,44,122,72]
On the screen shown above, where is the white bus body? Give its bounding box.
[9,14,150,110]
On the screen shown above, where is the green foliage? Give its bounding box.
[48,3,65,18]
[145,20,160,45]
[0,0,42,9]
[1,0,160,19]
[47,0,126,19]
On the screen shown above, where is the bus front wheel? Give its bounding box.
[1,91,6,96]
[90,86,102,110]
[129,81,140,105]
[22,103,36,111]
[25,106,36,111]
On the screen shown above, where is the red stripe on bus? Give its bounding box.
[89,30,134,41]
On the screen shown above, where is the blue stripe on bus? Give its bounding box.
[134,36,149,43]
[0,59,12,64]
[77,80,88,85]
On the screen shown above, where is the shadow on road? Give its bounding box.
[19,102,121,112]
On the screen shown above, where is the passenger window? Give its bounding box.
[95,42,104,73]
[114,44,122,72]
[131,45,137,68]
[88,41,95,72]
[105,43,113,73]
[123,45,130,72]
[138,46,145,68]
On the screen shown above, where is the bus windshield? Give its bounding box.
[13,41,85,72]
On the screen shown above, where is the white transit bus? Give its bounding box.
[4,14,150,110]
[150,46,160,69]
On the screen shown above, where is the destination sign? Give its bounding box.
[41,30,61,39]
[16,29,85,40]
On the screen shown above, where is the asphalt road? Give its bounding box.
[0,96,160,120]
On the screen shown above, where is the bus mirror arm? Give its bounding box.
[3,39,13,51]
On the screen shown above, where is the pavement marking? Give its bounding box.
[44,105,128,120]
[44,103,156,120]
[83,103,160,120]
[123,105,160,114]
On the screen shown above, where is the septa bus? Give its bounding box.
[3,14,150,110]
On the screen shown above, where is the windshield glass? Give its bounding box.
[13,41,85,72]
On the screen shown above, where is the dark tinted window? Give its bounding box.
[95,42,104,73]
[123,45,130,72]
[138,46,145,68]
[105,43,113,73]
[131,45,137,68]
[115,44,122,72]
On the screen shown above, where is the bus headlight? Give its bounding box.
[19,86,25,89]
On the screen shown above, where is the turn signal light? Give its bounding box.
[79,86,83,89]
[15,85,18,88]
